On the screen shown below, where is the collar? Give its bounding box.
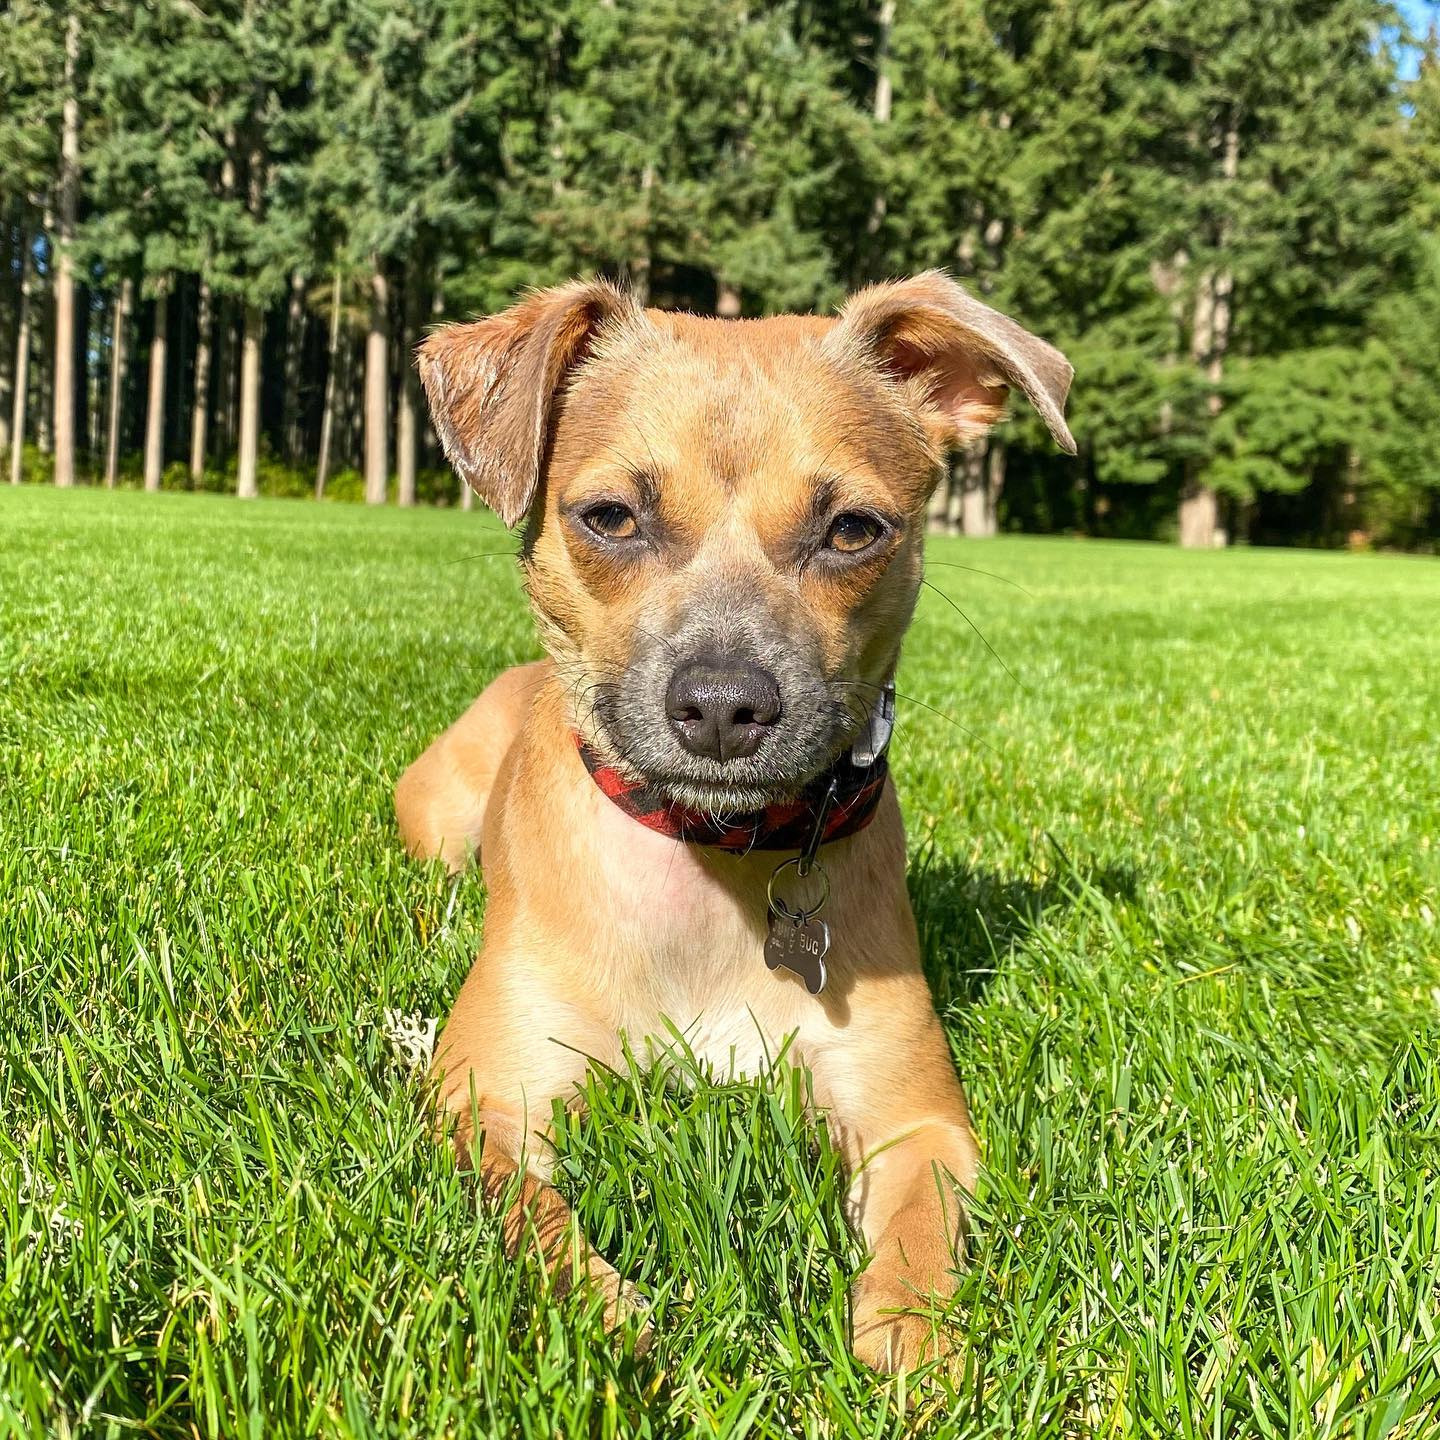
[577,737,890,852]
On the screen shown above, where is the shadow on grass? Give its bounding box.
[908,839,1141,1008]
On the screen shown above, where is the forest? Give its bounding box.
[1,0,1438,548]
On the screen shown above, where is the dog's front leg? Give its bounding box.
[460,1119,651,1343]
[433,959,648,1345]
[845,1118,977,1372]
[821,1005,979,1373]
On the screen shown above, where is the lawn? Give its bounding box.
[2,485,1438,1439]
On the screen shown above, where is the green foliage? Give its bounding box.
[0,1,62,210]
[8,443,55,486]
[3,0,1440,539]
[509,0,873,312]
[3,488,1440,1433]
[1210,346,1395,500]
[1363,239,1440,532]
[885,0,1435,539]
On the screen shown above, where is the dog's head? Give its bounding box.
[419,272,1073,812]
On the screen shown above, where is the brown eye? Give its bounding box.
[582,503,639,540]
[825,512,883,554]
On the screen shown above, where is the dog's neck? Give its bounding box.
[574,739,889,853]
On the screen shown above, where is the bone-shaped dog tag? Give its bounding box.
[764,911,830,995]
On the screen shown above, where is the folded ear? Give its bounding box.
[826,270,1076,455]
[417,279,642,526]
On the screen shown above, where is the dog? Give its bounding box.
[394,271,1074,1371]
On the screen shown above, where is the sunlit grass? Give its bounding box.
[2,486,1438,1437]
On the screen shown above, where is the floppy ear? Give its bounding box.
[417,279,642,527]
[826,270,1076,455]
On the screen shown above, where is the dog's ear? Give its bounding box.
[826,270,1076,455]
[417,279,641,526]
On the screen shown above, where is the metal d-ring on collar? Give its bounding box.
[762,680,896,993]
[766,774,838,922]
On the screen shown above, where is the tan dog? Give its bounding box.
[395,272,1074,1371]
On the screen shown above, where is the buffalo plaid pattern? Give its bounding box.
[576,735,889,853]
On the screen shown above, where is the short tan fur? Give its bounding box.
[396,271,1074,1370]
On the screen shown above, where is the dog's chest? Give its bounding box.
[584,800,816,1071]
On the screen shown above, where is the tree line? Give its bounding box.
[1,0,1437,547]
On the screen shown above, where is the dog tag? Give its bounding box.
[765,910,830,995]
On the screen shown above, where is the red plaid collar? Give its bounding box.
[576,735,888,852]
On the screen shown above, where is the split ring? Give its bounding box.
[766,856,830,924]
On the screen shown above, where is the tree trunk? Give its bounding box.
[9,234,33,485]
[429,277,469,509]
[214,131,239,458]
[0,233,11,464]
[73,278,91,468]
[105,276,133,488]
[212,300,233,456]
[36,228,53,455]
[336,329,357,473]
[396,273,421,507]
[629,163,655,305]
[1178,481,1220,548]
[959,441,995,537]
[236,303,263,499]
[1179,118,1239,550]
[189,278,213,483]
[927,457,952,533]
[85,284,102,460]
[715,281,742,318]
[52,12,81,487]
[282,269,305,460]
[365,261,389,504]
[0,224,13,461]
[143,279,170,491]
[315,271,342,499]
[945,462,964,533]
[864,0,896,253]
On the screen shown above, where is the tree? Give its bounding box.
[282,0,506,505]
[0,0,63,484]
[84,0,222,490]
[1145,0,1411,545]
[51,10,81,487]
[517,0,874,317]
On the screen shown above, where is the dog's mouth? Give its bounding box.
[587,677,867,816]
[629,770,810,816]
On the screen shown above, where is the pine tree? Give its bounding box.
[0,0,63,483]
[518,0,873,315]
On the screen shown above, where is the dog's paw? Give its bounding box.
[593,1262,655,1356]
[849,1274,956,1376]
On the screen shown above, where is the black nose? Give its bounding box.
[666,658,782,762]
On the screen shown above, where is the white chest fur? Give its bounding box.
[579,789,821,1076]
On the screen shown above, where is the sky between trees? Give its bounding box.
[1,0,1438,549]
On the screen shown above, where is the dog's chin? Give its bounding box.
[645,774,807,815]
[631,746,846,815]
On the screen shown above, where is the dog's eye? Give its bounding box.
[582,503,639,540]
[825,512,883,554]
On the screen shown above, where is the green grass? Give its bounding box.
[2,485,1438,1439]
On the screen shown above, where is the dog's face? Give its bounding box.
[419,274,1073,811]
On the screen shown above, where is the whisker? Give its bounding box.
[631,623,678,658]
[918,579,1030,695]
[832,677,1000,757]
[442,549,521,566]
[924,558,1035,598]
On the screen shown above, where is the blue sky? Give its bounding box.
[1394,0,1436,80]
